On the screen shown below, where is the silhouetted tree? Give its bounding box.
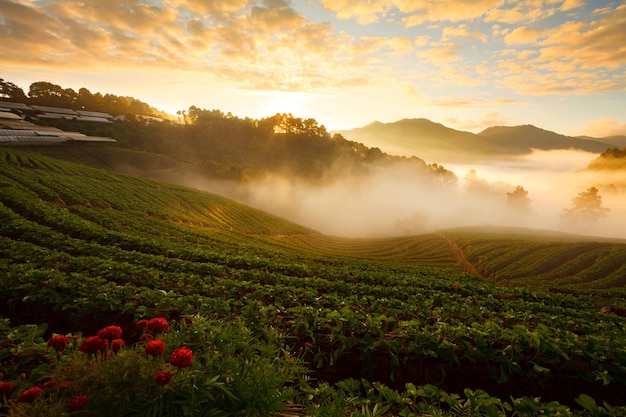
[0,78,27,101]
[506,185,532,214]
[562,186,609,230]
[428,163,458,187]
[464,169,491,195]
[76,87,97,109]
[28,81,65,106]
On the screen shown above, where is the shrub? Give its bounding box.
[1,315,305,417]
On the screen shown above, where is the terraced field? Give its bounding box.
[444,227,626,290]
[275,233,461,267]
[2,147,626,416]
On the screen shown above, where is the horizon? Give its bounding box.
[1,76,624,141]
[1,1,625,136]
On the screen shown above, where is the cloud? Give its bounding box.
[319,0,388,24]
[441,24,488,43]
[560,0,584,12]
[577,118,626,138]
[504,26,543,45]
[318,0,501,26]
[444,111,511,132]
[418,42,463,64]
[1,0,624,103]
[400,0,501,26]
[248,1,305,31]
[0,0,401,94]
[167,0,251,16]
[491,5,626,95]
[539,5,626,71]
[485,1,558,24]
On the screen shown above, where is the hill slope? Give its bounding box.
[2,148,626,412]
[442,226,626,289]
[478,125,611,153]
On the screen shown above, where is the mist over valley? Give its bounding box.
[7,103,623,240]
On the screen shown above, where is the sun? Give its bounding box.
[263,91,309,118]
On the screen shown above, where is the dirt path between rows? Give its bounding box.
[440,234,483,278]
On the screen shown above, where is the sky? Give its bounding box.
[1,0,625,136]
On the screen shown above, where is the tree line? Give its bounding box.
[2,77,611,233]
[0,78,168,118]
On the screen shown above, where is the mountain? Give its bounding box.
[478,125,613,153]
[579,134,626,148]
[337,119,614,163]
[336,118,504,163]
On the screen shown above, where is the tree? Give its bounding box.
[28,81,65,106]
[464,169,492,195]
[506,185,532,215]
[0,79,27,102]
[562,186,609,230]
[77,87,98,110]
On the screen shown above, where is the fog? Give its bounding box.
[186,149,626,239]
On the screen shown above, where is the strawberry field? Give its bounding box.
[1,148,626,416]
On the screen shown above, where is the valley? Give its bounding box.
[2,148,626,416]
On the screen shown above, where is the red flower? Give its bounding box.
[111,339,126,352]
[135,319,148,330]
[0,381,14,395]
[303,342,314,348]
[67,394,89,412]
[97,325,122,340]
[47,335,69,351]
[145,340,166,356]
[59,381,72,391]
[139,333,154,342]
[146,317,169,333]
[42,380,58,389]
[169,346,193,368]
[79,336,107,355]
[17,386,42,403]
[154,370,173,385]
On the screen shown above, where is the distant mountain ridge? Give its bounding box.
[337,119,614,163]
[578,134,626,148]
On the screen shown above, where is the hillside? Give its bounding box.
[2,148,626,415]
[442,226,626,289]
[477,125,611,153]
[336,118,504,162]
[337,119,613,163]
[585,146,626,171]
[26,111,457,185]
[580,134,626,148]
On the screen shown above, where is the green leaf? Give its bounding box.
[575,394,597,411]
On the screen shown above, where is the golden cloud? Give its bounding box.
[445,111,510,131]
[319,0,387,24]
[442,24,488,43]
[560,0,584,12]
[418,43,463,64]
[504,26,543,45]
[1,0,624,100]
[578,118,626,138]
[491,5,626,95]
[0,0,391,93]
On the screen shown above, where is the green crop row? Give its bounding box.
[2,148,626,412]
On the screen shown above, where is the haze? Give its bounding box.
[181,148,622,240]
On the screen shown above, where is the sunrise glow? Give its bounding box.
[1,0,625,134]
